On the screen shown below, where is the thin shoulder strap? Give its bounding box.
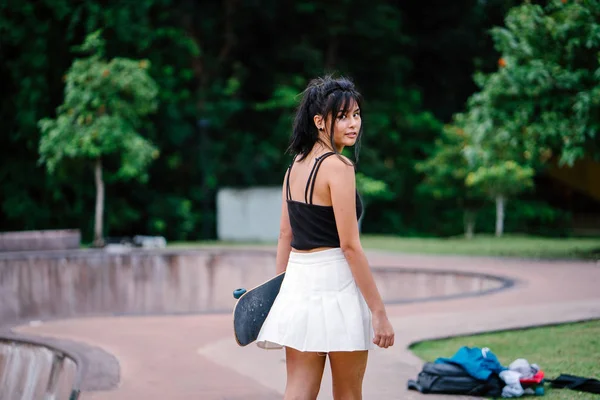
[305,152,336,204]
[285,161,294,201]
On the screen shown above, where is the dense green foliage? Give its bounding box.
[465,0,600,235]
[415,0,600,238]
[4,0,588,242]
[462,0,600,168]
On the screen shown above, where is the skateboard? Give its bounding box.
[232,271,286,347]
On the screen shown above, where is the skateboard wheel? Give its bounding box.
[233,288,247,299]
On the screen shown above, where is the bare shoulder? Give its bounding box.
[321,155,355,187]
[321,154,355,181]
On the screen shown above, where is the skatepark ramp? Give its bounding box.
[0,247,512,398]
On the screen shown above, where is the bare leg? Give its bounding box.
[284,347,327,400]
[329,351,369,400]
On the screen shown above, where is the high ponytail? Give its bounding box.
[287,81,323,161]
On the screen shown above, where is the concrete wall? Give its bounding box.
[216,187,282,242]
[0,230,80,252]
[0,249,277,327]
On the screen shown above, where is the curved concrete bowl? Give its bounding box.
[0,248,512,326]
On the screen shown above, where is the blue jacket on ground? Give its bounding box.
[435,346,506,381]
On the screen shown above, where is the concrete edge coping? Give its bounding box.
[0,331,86,399]
[370,266,518,305]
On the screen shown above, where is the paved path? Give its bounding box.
[12,250,600,400]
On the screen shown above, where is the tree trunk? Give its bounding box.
[495,195,505,237]
[217,0,238,64]
[93,157,105,247]
[463,209,476,239]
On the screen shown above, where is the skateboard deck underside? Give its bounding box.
[233,272,285,346]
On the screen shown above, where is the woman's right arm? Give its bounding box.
[328,158,395,349]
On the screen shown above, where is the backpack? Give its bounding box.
[548,374,600,394]
[407,362,505,397]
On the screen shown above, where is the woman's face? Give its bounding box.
[319,99,361,152]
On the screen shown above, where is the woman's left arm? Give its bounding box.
[275,171,293,274]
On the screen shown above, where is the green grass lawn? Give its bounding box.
[168,234,600,260]
[361,234,600,260]
[410,320,600,399]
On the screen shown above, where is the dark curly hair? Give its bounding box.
[287,75,363,163]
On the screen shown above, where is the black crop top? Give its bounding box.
[286,152,363,250]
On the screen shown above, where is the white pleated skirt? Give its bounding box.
[256,248,374,352]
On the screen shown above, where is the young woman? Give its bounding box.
[256,75,394,400]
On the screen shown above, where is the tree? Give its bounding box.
[466,0,600,167]
[466,160,534,237]
[415,123,486,238]
[458,94,536,238]
[451,0,600,237]
[38,31,159,247]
